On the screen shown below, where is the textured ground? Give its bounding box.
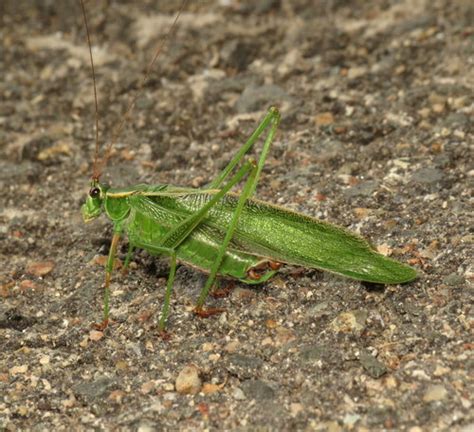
[1,0,473,430]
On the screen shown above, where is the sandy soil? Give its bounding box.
[1,0,472,430]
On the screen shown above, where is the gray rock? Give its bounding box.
[73,377,116,402]
[423,384,448,402]
[443,112,470,128]
[411,167,443,184]
[240,379,275,400]
[343,181,379,197]
[299,345,327,363]
[359,350,387,378]
[442,273,465,286]
[220,40,257,72]
[226,354,264,379]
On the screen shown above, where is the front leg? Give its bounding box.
[94,224,122,330]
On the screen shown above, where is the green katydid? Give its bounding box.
[79,1,417,331]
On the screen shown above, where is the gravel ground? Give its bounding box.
[1,0,473,430]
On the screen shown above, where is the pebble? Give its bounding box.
[343,181,379,198]
[299,345,326,364]
[411,168,443,185]
[175,365,201,395]
[9,365,28,375]
[331,310,368,334]
[226,354,263,379]
[423,384,448,402]
[343,413,361,426]
[232,387,246,400]
[314,112,335,126]
[240,379,275,400]
[73,377,116,402]
[25,261,55,277]
[442,273,465,286]
[359,350,387,378]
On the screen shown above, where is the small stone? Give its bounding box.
[162,383,174,392]
[442,273,465,286]
[265,319,278,329]
[39,355,50,365]
[377,244,392,256]
[354,207,372,219]
[306,302,330,319]
[325,420,343,432]
[201,342,214,352]
[25,261,55,277]
[423,384,447,402]
[10,365,28,375]
[19,280,38,291]
[208,353,220,362]
[411,168,443,185]
[89,330,104,341]
[62,393,77,408]
[224,340,239,353]
[412,369,431,380]
[347,65,367,79]
[274,326,297,345]
[359,350,387,378]
[108,390,126,403]
[136,421,158,432]
[343,413,361,426]
[232,387,246,400]
[315,112,335,126]
[226,354,263,379]
[331,310,368,334]
[290,402,304,417]
[73,377,116,402]
[433,365,450,376]
[175,364,201,395]
[240,379,275,400]
[299,345,326,364]
[344,181,378,198]
[141,381,156,395]
[232,287,255,300]
[432,103,445,113]
[202,382,224,394]
[384,376,398,388]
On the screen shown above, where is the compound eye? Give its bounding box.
[89,187,100,198]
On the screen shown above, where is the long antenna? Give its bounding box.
[79,0,101,181]
[94,0,189,179]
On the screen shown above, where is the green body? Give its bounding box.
[87,183,416,285]
[82,107,417,329]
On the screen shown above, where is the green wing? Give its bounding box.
[170,192,418,284]
[125,192,277,282]
[125,186,417,284]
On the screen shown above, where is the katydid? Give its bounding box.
[79,1,417,331]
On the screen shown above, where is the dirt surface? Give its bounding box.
[1,0,473,430]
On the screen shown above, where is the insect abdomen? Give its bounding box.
[175,193,417,284]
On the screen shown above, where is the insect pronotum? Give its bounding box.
[79,1,417,332]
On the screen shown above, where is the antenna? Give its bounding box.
[80,0,189,180]
[79,0,101,181]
